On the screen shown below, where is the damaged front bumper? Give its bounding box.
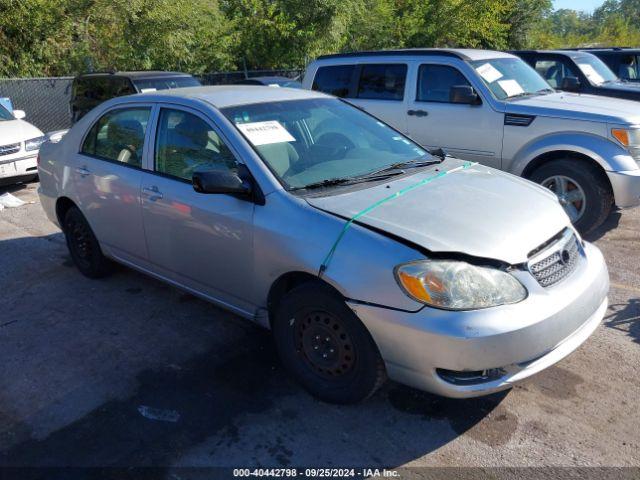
[348,242,609,398]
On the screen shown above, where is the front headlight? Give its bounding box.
[395,260,527,310]
[25,136,46,151]
[611,128,640,161]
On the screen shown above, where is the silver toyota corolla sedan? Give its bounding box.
[37,86,609,404]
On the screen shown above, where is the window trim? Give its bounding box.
[78,104,153,170]
[150,104,243,185]
[355,63,408,102]
[415,63,478,104]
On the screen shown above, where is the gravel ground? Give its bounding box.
[0,182,638,473]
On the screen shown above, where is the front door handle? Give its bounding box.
[142,186,163,201]
[408,109,429,117]
[75,166,90,177]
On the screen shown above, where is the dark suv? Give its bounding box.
[70,71,201,123]
[513,50,640,102]
[576,48,640,83]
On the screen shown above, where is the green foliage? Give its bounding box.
[0,0,638,77]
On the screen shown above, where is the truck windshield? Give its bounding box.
[572,54,618,85]
[222,98,430,191]
[471,58,552,100]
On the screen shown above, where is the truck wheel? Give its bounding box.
[530,159,613,234]
[272,283,386,404]
[63,207,113,278]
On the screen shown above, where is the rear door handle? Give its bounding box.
[75,166,90,177]
[408,109,429,117]
[142,186,163,201]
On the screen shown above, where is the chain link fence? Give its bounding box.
[0,69,303,134]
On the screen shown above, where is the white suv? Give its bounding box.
[303,49,640,233]
[0,105,44,184]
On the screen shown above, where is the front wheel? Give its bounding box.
[530,159,613,234]
[272,283,386,404]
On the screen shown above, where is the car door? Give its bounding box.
[140,105,255,315]
[74,105,152,262]
[405,62,504,169]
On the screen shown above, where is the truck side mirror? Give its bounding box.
[561,76,581,92]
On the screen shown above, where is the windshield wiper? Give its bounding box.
[357,156,442,179]
[289,177,355,191]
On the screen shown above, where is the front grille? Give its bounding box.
[529,230,582,287]
[0,142,20,156]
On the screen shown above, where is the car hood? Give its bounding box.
[0,119,43,145]
[598,82,640,99]
[506,91,640,125]
[305,160,570,265]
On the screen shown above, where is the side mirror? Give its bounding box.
[192,168,252,197]
[450,85,480,105]
[13,109,26,120]
[561,76,581,92]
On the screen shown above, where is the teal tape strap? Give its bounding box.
[319,161,477,275]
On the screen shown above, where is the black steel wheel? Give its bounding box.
[273,283,386,404]
[63,207,113,278]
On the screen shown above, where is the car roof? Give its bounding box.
[246,76,298,83]
[511,49,601,59]
[77,71,194,79]
[315,48,516,62]
[568,48,640,54]
[129,85,328,109]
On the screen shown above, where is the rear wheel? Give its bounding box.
[530,158,613,234]
[272,283,386,404]
[63,207,113,278]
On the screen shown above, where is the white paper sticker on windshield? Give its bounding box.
[267,84,281,88]
[140,88,157,93]
[476,63,503,83]
[498,79,525,97]
[577,63,605,85]
[236,121,296,146]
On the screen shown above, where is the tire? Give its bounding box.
[529,158,613,235]
[272,283,386,404]
[63,207,113,278]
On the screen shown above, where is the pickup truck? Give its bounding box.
[302,49,640,233]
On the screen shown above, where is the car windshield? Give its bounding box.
[133,76,201,92]
[471,58,552,100]
[572,54,618,85]
[0,105,13,121]
[221,98,429,190]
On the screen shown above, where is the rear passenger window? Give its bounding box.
[417,64,471,103]
[357,64,407,100]
[154,109,238,182]
[312,65,355,98]
[81,107,151,168]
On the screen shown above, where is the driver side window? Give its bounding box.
[155,109,238,182]
[417,64,471,103]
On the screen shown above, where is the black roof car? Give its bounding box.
[566,48,640,83]
[512,50,640,102]
[70,71,201,123]
[233,76,302,88]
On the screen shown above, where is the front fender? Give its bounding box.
[508,132,637,176]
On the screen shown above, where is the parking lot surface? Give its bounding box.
[0,182,638,470]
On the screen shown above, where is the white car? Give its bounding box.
[0,105,45,184]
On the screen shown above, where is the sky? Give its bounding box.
[553,0,605,12]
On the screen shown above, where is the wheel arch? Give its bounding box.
[55,196,78,226]
[521,150,612,193]
[266,271,343,328]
